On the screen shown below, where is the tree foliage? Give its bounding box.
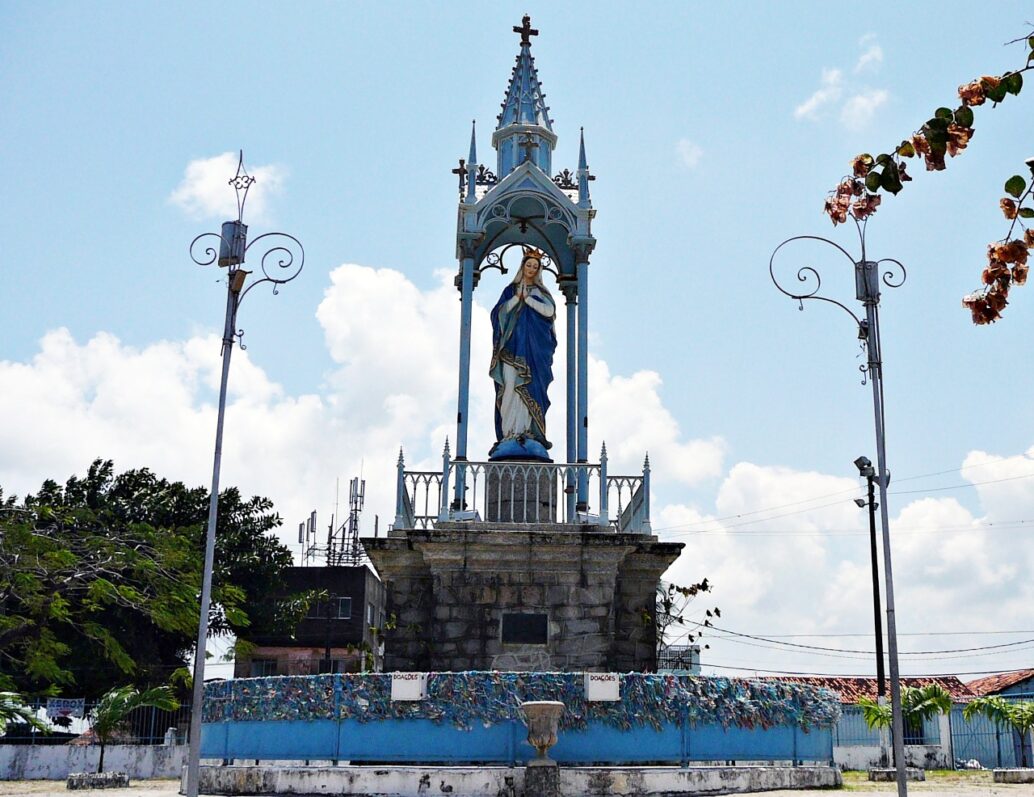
[857,684,953,731]
[0,460,307,697]
[0,691,49,736]
[963,696,1034,768]
[820,31,1034,324]
[90,684,178,773]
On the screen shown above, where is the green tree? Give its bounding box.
[0,691,49,736]
[963,696,1034,768]
[89,685,179,773]
[0,493,202,692]
[858,684,953,765]
[1,460,309,697]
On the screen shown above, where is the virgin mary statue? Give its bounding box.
[488,248,556,461]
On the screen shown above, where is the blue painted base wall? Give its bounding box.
[201,718,833,766]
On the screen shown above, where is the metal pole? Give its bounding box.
[864,290,907,797]
[185,279,237,797]
[575,256,589,511]
[563,283,577,521]
[867,473,886,697]
[453,252,475,509]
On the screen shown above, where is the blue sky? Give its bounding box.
[3,2,1033,679]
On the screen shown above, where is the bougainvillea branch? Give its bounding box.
[821,32,1034,324]
[962,166,1033,324]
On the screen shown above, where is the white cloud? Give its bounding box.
[653,450,1034,676]
[840,89,889,128]
[796,37,889,128]
[676,139,703,169]
[854,35,883,73]
[794,68,843,120]
[170,152,285,223]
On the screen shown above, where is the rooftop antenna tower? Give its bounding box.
[345,475,366,566]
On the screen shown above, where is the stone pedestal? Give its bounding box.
[525,760,560,797]
[486,467,559,523]
[365,524,682,672]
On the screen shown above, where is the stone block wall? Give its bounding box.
[365,524,681,672]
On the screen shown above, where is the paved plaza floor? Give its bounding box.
[1,771,1032,796]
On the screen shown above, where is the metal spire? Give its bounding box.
[577,127,592,207]
[496,16,552,131]
[465,120,478,203]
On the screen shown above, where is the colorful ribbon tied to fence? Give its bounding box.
[202,673,841,732]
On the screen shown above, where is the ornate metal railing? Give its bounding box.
[392,445,651,533]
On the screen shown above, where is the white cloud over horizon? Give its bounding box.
[2,262,1031,678]
[170,152,286,224]
[795,37,888,129]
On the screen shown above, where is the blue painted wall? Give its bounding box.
[201,717,833,766]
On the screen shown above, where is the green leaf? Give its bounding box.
[897,140,916,158]
[865,171,882,192]
[924,124,948,145]
[1029,34,1034,50]
[954,106,974,127]
[1004,72,1023,95]
[934,107,953,120]
[926,116,949,131]
[880,163,904,195]
[985,80,1008,103]
[1005,175,1026,198]
[1019,207,1034,219]
[875,153,892,166]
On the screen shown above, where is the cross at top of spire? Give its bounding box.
[513,14,538,46]
[496,15,552,132]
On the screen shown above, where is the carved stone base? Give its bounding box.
[365,525,682,672]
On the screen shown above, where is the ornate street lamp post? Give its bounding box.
[770,219,909,796]
[184,152,303,797]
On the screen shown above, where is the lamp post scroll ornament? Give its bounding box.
[184,151,303,797]
[769,217,910,796]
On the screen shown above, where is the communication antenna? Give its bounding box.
[345,476,366,566]
[300,509,320,566]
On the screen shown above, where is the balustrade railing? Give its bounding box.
[393,445,651,533]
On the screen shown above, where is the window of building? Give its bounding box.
[306,597,352,620]
[903,716,924,745]
[368,602,375,625]
[250,659,277,677]
[501,612,548,645]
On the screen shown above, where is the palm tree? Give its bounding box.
[963,696,1034,768]
[0,692,48,736]
[90,685,179,773]
[857,684,954,766]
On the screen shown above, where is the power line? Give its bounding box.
[658,518,1034,538]
[652,461,1034,535]
[677,618,1034,656]
[697,661,1027,678]
[891,471,1034,495]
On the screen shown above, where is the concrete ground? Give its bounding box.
[1,771,1032,797]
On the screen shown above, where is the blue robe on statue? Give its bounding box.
[489,281,556,460]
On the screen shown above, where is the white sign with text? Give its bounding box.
[584,672,620,701]
[390,672,428,701]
